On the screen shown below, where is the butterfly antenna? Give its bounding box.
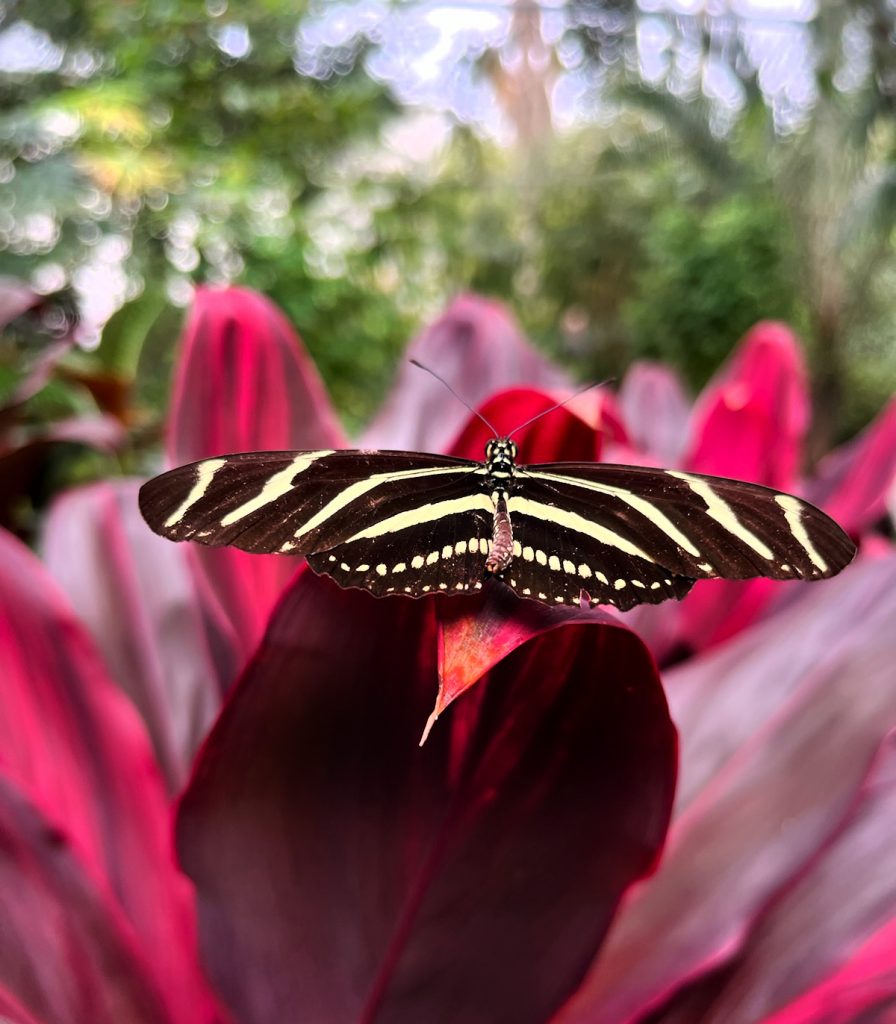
[506,378,613,440]
[410,359,499,437]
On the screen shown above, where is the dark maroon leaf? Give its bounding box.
[177,569,676,1024]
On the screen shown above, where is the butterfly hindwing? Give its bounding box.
[493,510,695,609]
[306,509,494,597]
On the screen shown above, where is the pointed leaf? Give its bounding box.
[166,285,347,656]
[809,395,896,537]
[41,480,236,791]
[675,322,811,651]
[432,582,621,728]
[177,570,676,1024]
[618,361,691,466]
[362,293,569,452]
[448,385,628,464]
[685,320,808,488]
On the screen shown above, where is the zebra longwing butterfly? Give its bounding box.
[138,436,855,611]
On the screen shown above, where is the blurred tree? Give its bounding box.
[0,0,402,433]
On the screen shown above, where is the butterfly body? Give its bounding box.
[139,440,855,610]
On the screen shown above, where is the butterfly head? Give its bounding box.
[485,437,518,479]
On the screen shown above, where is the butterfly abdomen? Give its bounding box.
[486,493,514,573]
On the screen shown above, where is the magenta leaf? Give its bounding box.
[447,385,628,464]
[685,320,809,488]
[177,569,676,1024]
[763,914,896,1023]
[361,293,569,452]
[617,360,690,466]
[555,553,896,1023]
[671,322,811,652]
[41,480,237,791]
[0,528,218,1023]
[166,285,347,656]
[809,395,896,537]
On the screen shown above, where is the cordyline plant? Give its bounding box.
[2,287,895,1023]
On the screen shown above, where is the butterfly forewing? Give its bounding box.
[139,445,856,609]
[138,450,494,596]
[521,463,855,584]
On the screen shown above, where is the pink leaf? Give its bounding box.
[0,528,217,1023]
[555,554,896,1023]
[166,285,347,656]
[41,480,237,791]
[177,569,676,1024]
[650,731,896,1022]
[617,361,691,466]
[361,293,569,452]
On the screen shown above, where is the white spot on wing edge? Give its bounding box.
[221,451,334,528]
[775,495,829,572]
[164,458,227,528]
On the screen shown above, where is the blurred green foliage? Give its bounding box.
[625,196,801,385]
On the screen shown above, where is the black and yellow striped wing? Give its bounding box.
[139,449,856,610]
[498,463,854,609]
[138,450,495,597]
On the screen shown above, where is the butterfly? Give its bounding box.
[139,375,855,611]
